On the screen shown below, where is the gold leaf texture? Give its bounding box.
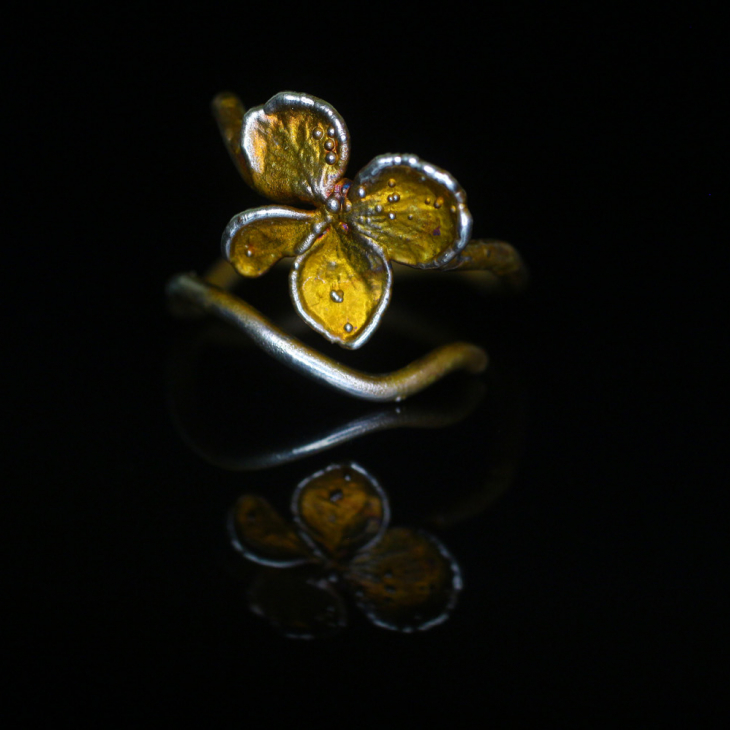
[291,463,390,563]
[222,205,322,277]
[230,494,312,567]
[290,224,392,348]
[347,154,472,268]
[241,92,350,205]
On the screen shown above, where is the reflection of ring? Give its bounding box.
[167,314,487,469]
[167,91,527,401]
[230,461,463,636]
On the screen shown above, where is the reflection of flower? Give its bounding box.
[229,463,462,638]
[220,91,473,349]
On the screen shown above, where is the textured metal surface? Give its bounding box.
[241,92,350,204]
[289,225,392,349]
[222,205,321,277]
[349,153,472,269]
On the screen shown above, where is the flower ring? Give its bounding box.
[166,91,526,401]
[220,91,472,348]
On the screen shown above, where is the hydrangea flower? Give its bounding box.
[217,92,473,348]
[229,463,462,637]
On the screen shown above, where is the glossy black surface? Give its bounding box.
[12,6,726,724]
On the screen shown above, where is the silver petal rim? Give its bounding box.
[221,205,320,261]
[289,233,393,350]
[290,461,391,560]
[227,497,311,569]
[240,91,351,203]
[352,153,473,270]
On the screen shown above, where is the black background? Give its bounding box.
[11,3,727,724]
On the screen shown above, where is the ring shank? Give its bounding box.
[167,272,488,402]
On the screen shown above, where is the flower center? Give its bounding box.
[325,179,354,218]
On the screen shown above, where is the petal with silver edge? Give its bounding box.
[347,154,472,269]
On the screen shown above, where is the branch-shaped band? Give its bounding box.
[167,271,488,402]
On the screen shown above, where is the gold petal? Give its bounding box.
[347,154,472,268]
[222,205,323,277]
[290,223,391,348]
[247,566,347,639]
[229,494,312,567]
[345,528,462,632]
[241,92,350,205]
[291,463,390,563]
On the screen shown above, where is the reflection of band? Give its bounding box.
[170,354,484,469]
[167,271,488,402]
